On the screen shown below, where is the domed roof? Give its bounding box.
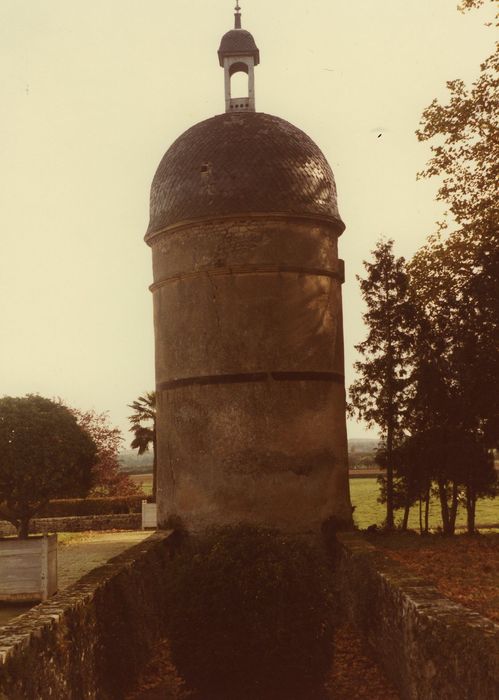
[218,29,260,66]
[146,112,344,238]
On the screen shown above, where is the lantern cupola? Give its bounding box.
[218,3,260,112]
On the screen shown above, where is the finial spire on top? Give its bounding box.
[234,1,242,29]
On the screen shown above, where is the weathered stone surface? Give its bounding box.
[157,379,350,532]
[146,109,351,532]
[148,215,351,531]
[0,532,173,700]
[335,533,499,700]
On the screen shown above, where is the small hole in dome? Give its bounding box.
[200,165,209,174]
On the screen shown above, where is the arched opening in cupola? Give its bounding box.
[230,63,249,100]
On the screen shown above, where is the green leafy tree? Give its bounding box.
[128,391,157,499]
[349,240,414,529]
[375,441,431,533]
[417,67,498,241]
[0,395,97,538]
[413,0,498,532]
[406,247,461,534]
[418,0,497,240]
[453,434,496,534]
[409,241,498,534]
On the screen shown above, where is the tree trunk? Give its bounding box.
[152,428,157,502]
[448,481,459,536]
[418,496,423,534]
[438,478,451,534]
[17,517,30,539]
[466,485,476,535]
[386,420,395,531]
[385,318,395,531]
[424,486,430,534]
[402,493,410,531]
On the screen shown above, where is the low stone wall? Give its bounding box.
[0,531,173,700]
[336,533,499,700]
[0,514,141,537]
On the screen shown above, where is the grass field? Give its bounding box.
[131,474,498,530]
[350,478,498,530]
[130,473,153,495]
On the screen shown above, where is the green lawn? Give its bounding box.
[132,473,497,530]
[130,473,153,495]
[350,478,498,530]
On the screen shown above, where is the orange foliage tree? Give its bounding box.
[69,408,139,497]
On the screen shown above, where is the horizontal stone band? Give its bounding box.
[150,262,344,292]
[158,371,345,391]
[145,211,345,245]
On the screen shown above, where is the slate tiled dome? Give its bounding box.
[146,112,344,237]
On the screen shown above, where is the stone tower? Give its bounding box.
[145,5,352,532]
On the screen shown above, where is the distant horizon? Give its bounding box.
[118,435,380,456]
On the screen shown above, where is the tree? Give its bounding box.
[375,440,431,533]
[349,240,414,529]
[0,395,96,538]
[454,432,497,535]
[458,0,488,9]
[417,0,498,240]
[413,0,498,532]
[70,408,139,497]
[409,241,498,534]
[128,392,157,499]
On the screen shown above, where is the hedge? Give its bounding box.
[37,496,152,518]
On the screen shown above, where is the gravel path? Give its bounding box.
[0,530,150,628]
[57,530,150,589]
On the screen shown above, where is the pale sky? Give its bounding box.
[0,0,495,444]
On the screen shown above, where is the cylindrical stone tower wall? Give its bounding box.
[145,112,352,532]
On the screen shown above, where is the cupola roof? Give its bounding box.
[218,2,260,67]
[218,29,260,66]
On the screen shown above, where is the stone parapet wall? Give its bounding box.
[0,531,173,699]
[0,513,141,537]
[336,533,499,700]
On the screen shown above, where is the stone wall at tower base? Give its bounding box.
[335,533,499,700]
[0,531,174,700]
[4,528,495,698]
